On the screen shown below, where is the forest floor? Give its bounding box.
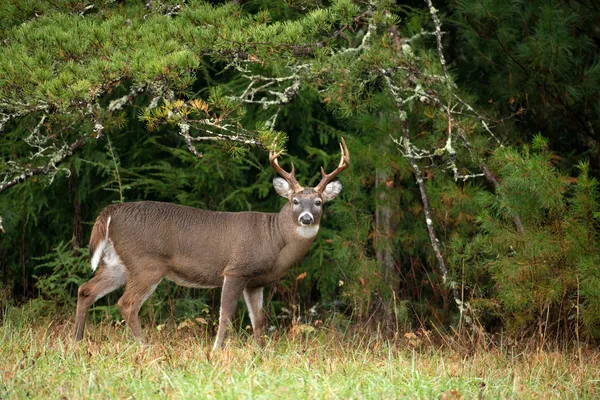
[1,315,599,399]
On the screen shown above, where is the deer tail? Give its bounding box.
[89,212,112,272]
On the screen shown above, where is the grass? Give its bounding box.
[1,315,599,399]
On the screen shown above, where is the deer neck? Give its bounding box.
[277,202,320,245]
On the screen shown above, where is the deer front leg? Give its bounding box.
[213,275,248,351]
[243,286,266,346]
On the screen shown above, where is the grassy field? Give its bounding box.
[1,316,599,399]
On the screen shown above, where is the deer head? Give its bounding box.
[270,137,350,227]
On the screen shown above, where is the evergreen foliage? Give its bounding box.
[0,0,599,344]
[452,0,600,164]
[455,136,600,338]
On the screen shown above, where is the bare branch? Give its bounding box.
[79,4,95,17]
[424,0,450,86]
[0,102,50,135]
[335,18,376,55]
[227,64,309,107]
[179,121,203,159]
[265,107,281,130]
[108,83,148,112]
[453,93,503,146]
[384,73,470,324]
[186,119,261,146]
[0,134,88,194]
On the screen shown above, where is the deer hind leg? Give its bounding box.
[75,263,127,341]
[117,270,163,343]
[243,286,266,346]
[213,275,248,351]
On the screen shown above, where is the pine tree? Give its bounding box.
[456,136,600,339]
[452,0,600,167]
[0,0,541,338]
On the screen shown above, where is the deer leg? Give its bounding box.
[117,273,162,343]
[243,286,266,346]
[213,275,248,351]
[75,265,126,341]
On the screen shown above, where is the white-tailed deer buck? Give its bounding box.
[75,138,350,350]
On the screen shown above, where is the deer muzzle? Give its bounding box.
[298,211,314,226]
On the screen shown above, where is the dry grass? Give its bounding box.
[1,316,599,399]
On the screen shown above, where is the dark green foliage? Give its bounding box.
[1,0,599,345]
[33,242,88,307]
[452,0,600,165]
[456,136,600,338]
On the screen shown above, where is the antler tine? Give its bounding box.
[314,137,350,193]
[270,150,303,192]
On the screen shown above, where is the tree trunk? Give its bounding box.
[375,167,399,291]
[21,216,30,297]
[69,167,84,252]
[0,246,5,286]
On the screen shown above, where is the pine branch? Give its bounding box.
[481,164,525,234]
[216,9,372,54]
[105,133,124,203]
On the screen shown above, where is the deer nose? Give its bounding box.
[299,212,314,226]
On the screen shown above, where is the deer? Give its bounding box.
[75,138,350,350]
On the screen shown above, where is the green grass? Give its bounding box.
[1,317,598,399]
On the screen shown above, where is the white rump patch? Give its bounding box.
[89,215,128,301]
[296,224,320,239]
[93,240,127,301]
[91,216,111,272]
[103,240,123,270]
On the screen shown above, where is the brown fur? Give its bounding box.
[75,200,323,348]
[88,208,111,259]
[76,142,348,349]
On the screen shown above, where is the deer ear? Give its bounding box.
[322,180,342,202]
[273,177,293,198]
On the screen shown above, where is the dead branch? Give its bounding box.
[423,0,522,233]
[385,75,467,322]
[0,134,88,194]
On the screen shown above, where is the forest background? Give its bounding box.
[1,0,600,347]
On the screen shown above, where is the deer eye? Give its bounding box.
[293,198,299,205]
[315,199,322,206]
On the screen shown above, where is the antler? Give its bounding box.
[314,137,350,193]
[270,150,304,192]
